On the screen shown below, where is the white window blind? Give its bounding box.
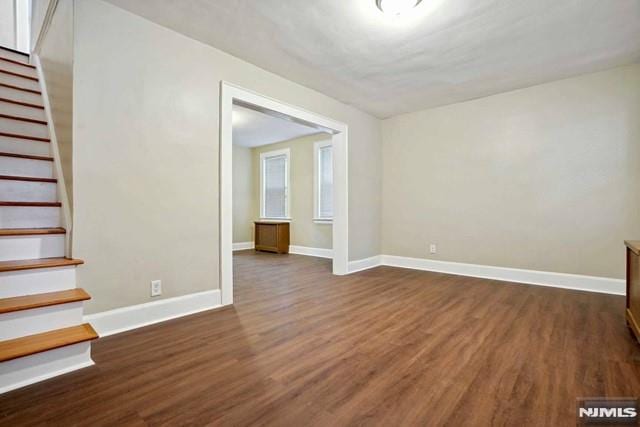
[261,151,289,218]
[316,143,333,219]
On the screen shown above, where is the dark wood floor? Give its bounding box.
[1,251,640,426]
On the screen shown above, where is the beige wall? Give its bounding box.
[232,144,253,243]
[31,0,51,49]
[0,0,16,49]
[74,0,381,314]
[39,0,73,207]
[248,134,333,249]
[71,0,635,316]
[382,64,640,279]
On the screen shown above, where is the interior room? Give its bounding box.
[232,103,334,261]
[0,0,639,425]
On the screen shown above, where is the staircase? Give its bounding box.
[0,46,97,394]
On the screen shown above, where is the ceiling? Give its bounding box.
[232,104,322,148]
[106,0,640,118]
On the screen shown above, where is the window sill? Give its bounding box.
[259,217,292,223]
[313,218,333,224]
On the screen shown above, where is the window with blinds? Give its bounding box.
[315,142,333,220]
[260,149,290,219]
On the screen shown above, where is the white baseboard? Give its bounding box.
[233,243,333,259]
[233,241,254,251]
[348,255,382,273]
[289,245,333,259]
[347,254,625,295]
[84,289,222,337]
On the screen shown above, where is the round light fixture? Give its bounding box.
[376,0,422,15]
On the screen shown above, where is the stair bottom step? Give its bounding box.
[0,323,98,363]
[0,341,93,394]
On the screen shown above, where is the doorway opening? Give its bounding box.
[220,83,348,305]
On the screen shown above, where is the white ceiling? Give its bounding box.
[106,0,640,118]
[232,104,322,148]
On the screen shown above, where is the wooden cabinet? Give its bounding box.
[626,240,640,341]
[254,221,290,254]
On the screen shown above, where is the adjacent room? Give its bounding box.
[232,103,334,260]
[0,0,639,425]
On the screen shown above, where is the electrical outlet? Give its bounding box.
[429,244,437,254]
[151,280,162,297]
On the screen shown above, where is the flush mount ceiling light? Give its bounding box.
[376,0,422,15]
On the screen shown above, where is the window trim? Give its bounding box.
[314,140,333,223]
[259,148,291,220]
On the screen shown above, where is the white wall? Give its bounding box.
[0,0,16,49]
[73,0,382,314]
[381,64,640,279]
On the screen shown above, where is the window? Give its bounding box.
[314,141,333,222]
[260,148,290,219]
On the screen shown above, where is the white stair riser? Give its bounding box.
[0,157,53,178]
[0,61,38,79]
[0,73,40,92]
[0,267,75,298]
[0,102,46,121]
[0,303,84,340]
[0,180,56,202]
[0,136,50,157]
[0,342,92,394]
[0,206,60,228]
[0,118,49,139]
[0,86,42,105]
[0,51,30,65]
[0,235,65,261]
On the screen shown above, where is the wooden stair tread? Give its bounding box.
[0,324,97,362]
[0,257,84,272]
[0,175,56,183]
[626,241,640,256]
[0,201,61,207]
[0,113,47,125]
[0,97,44,109]
[0,227,66,236]
[0,132,50,143]
[0,45,29,58]
[0,56,36,69]
[0,82,41,95]
[0,289,90,314]
[0,68,38,82]
[0,152,53,161]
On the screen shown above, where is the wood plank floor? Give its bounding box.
[1,250,640,426]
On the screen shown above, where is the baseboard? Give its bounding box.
[289,245,333,259]
[348,255,382,273]
[380,255,625,295]
[347,254,624,295]
[233,242,254,251]
[84,289,222,337]
[234,243,334,259]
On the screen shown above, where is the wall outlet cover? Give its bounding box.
[151,280,162,297]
